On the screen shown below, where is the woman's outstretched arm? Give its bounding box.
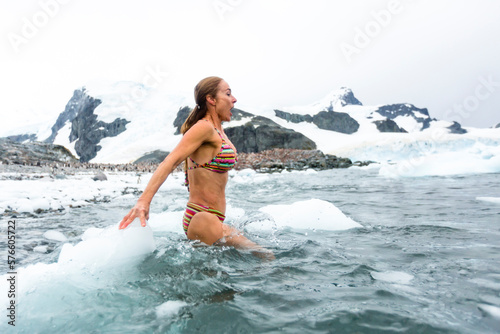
[118,121,214,229]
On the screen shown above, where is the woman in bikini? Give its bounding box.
[119,76,272,257]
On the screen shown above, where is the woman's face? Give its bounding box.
[215,80,237,122]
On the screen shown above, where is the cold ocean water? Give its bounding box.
[1,166,500,333]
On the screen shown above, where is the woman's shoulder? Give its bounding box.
[187,119,215,137]
[193,118,213,130]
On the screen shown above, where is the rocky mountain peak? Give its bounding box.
[323,87,363,111]
[44,88,88,143]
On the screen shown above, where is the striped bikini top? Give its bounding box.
[184,121,237,188]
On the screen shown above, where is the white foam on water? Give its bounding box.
[148,211,185,233]
[155,300,188,318]
[43,230,68,242]
[470,278,500,291]
[370,271,414,285]
[226,203,246,222]
[255,198,361,231]
[476,197,500,204]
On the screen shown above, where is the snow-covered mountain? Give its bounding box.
[3,81,500,177]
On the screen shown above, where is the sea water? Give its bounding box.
[1,167,499,333]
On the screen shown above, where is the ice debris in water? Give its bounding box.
[476,197,500,204]
[256,198,361,231]
[43,230,68,242]
[478,304,500,319]
[370,271,414,285]
[33,245,49,253]
[0,220,156,311]
[58,220,156,269]
[155,301,188,318]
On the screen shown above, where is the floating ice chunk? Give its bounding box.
[478,304,500,319]
[43,230,68,242]
[371,271,414,285]
[477,197,500,204]
[58,221,155,269]
[155,300,188,318]
[81,227,106,240]
[257,198,361,231]
[31,198,51,211]
[14,198,33,213]
[231,169,270,184]
[33,245,48,253]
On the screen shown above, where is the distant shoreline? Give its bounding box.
[0,149,372,176]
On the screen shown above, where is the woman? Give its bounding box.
[119,76,272,257]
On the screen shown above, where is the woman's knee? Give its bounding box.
[187,212,223,245]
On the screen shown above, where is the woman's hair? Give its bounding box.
[180,76,223,135]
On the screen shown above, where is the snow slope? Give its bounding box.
[6,81,500,177]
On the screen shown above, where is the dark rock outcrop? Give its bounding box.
[236,149,353,172]
[0,139,78,165]
[133,150,169,164]
[275,109,360,134]
[66,90,130,162]
[174,107,256,135]
[226,122,316,153]
[447,121,467,134]
[173,106,192,135]
[375,103,430,118]
[495,123,500,128]
[229,108,254,120]
[45,89,87,143]
[274,110,313,123]
[92,171,107,181]
[225,112,316,153]
[373,119,407,133]
[374,103,436,131]
[312,111,360,134]
[173,108,316,153]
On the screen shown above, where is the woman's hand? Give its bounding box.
[119,200,150,229]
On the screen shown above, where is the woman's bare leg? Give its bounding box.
[187,214,275,259]
[220,224,275,260]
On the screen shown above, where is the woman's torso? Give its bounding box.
[185,120,237,213]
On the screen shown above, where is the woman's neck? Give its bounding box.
[206,110,222,131]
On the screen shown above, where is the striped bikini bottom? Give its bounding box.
[182,202,226,235]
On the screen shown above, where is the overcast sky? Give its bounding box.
[1,0,499,134]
